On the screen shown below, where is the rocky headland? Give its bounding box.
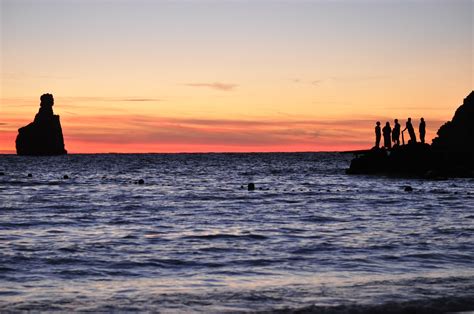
[16,93,67,155]
[347,91,474,178]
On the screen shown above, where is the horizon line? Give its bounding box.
[0,149,361,155]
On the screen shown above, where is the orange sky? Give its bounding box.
[1,0,472,153]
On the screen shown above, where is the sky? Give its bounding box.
[0,0,472,153]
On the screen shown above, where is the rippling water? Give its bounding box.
[1,153,473,312]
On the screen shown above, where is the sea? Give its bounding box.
[0,153,473,313]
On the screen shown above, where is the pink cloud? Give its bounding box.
[58,114,384,151]
[184,82,238,91]
[0,112,447,153]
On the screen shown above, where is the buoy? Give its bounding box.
[248,183,255,191]
[404,186,413,192]
[63,175,69,179]
[138,179,145,184]
[27,173,32,177]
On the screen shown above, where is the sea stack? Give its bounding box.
[16,93,67,155]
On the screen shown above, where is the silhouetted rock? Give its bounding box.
[347,91,474,178]
[432,91,474,153]
[429,92,474,177]
[16,94,67,156]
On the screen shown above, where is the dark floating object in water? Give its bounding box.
[63,175,69,179]
[248,183,255,191]
[404,186,413,192]
[16,93,67,156]
[0,172,4,176]
[27,173,32,177]
[347,91,474,178]
[138,179,145,185]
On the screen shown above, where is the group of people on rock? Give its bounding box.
[375,118,426,149]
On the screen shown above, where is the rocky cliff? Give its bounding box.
[16,93,67,155]
[347,91,474,178]
[432,91,474,153]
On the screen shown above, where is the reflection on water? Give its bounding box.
[0,153,473,312]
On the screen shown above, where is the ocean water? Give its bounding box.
[0,153,473,313]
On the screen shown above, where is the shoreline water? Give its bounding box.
[1,153,473,312]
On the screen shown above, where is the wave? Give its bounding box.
[1,153,473,312]
[268,295,474,314]
[182,233,268,241]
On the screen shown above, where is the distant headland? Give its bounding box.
[16,93,67,156]
[347,91,474,178]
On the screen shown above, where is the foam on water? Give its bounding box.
[0,153,473,312]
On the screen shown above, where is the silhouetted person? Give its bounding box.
[392,119,401,146]
[382,122,392,149]
[375,121,381,148]
[419,117,426,143]
[403,118,416,144]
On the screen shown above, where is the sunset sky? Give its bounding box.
[1,0,472,153]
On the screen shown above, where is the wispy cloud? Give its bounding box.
[290,78,322,86]
[2,118,460,153]
[60,97,162,102]
[291,75,388,87]
[329,75,389,82]
[1,73,73,80]
[184,82,238,91]
[0,113,446,153]
[119,98,160,102]
[0,96,162,105]
[60,114,378,148]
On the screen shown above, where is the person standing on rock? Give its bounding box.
[375,121,381,148]
[403,118,416,144]
[383,122,392,149]
[392,119,401,146]
[419,118,426,144]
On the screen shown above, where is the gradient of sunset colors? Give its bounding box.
[1,0,472,153]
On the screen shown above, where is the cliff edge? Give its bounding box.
[432,91,474,153]
[346,91,474,178]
